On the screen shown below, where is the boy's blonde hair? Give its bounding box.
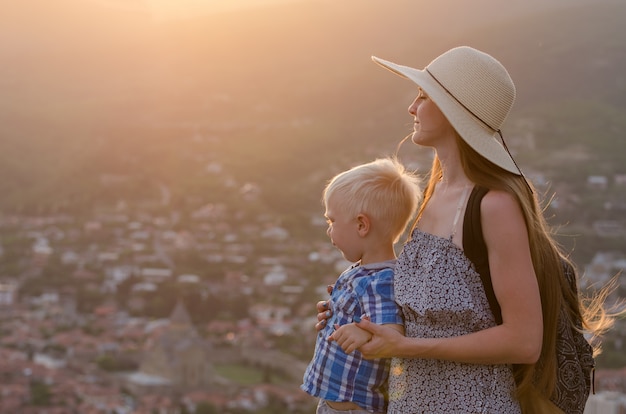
[323,157,422,243]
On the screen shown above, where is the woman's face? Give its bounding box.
[408,88,455,146]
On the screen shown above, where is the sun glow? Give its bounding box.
[88,0,310,20]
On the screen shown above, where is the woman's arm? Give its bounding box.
[358,190,543,365]
[330,319,404,355]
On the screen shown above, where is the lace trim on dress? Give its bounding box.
[449,185,472,241]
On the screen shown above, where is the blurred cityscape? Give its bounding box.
[0,158,624,413]
[1,0,626,413]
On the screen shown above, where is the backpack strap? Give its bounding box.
[462,186,503,324]
[463,186,596,410]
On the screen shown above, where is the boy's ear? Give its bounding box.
[356,214,370,237]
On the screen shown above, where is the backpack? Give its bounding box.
[462,185,595,414]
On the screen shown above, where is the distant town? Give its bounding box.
[0,158,624,413]
[1,0,625,411]
[0,175,335,413]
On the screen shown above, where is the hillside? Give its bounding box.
[0,0,625,213]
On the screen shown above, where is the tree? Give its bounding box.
[30,380,51,406]
[195,402,218,414]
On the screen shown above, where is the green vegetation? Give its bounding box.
[214,363,265,385]
[30,380,52,406]
[95,354,139,372]
[596,342,626,369]
[214,362,289,386]
[194,402,219,414]
[514,100,626,179]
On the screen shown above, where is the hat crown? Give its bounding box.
[426,46,515,131]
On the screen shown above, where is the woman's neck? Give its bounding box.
[433,137,472,187]
[438,158,472,192]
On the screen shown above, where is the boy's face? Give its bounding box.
[324,196,362,263]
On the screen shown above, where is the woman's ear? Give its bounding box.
[356,214,370,237]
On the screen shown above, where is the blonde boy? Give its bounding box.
[301,157,422,414]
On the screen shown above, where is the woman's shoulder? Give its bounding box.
[478,188,528,245]
[479,189,521,218]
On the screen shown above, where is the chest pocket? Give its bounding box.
[332,287,361,324]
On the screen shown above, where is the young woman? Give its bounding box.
[322,46,618,413]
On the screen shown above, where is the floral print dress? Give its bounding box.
[387,229,521,414]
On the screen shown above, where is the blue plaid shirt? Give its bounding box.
[301,260,403,413]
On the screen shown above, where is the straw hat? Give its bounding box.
[372,46,521,175]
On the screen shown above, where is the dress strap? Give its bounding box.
[450,185,472,240]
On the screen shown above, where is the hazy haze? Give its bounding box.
[0,0,624,210]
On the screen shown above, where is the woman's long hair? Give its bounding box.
[414,134,619,412]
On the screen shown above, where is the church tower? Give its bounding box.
[139,300,214,388]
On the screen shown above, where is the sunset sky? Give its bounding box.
[0,0,622,213]
[89,0,310,19]
[0,0,617,145]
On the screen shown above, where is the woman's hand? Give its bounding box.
[315,285,334,332]
[315,300,332,331]
[355,318,405,359]
[328,322,372,354]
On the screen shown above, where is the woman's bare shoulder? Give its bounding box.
[480,189,521,218]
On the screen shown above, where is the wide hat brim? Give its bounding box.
[372,55,520,175]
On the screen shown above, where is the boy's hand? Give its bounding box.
[328,321,372,354]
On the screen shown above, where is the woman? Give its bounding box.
[321,46,616,413]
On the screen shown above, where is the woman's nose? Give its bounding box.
[408,97,419,115]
